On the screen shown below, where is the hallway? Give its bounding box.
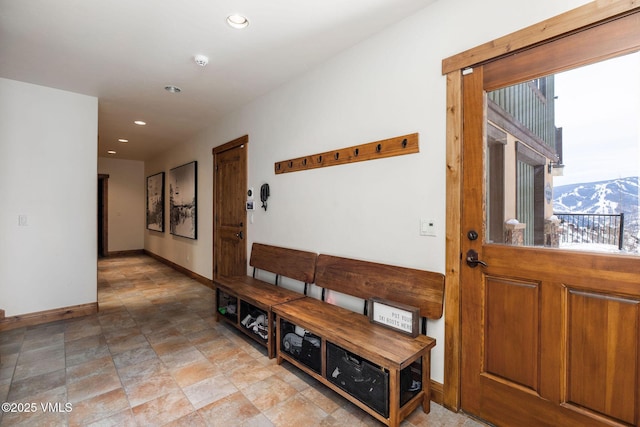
[0,255,482,426]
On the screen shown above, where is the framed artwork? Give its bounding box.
[169,161,197,239]
[146,172,165,232]
[368,297,419,337]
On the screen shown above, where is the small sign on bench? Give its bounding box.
[368,297,420,338]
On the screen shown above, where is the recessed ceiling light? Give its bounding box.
[118,139,129,143]
[227,14,249,29]
[164,85,181,93]
[134,120,146,126]
[107,150,117,154]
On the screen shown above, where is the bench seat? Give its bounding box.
[272,254,444,427]
[214,243,317,358]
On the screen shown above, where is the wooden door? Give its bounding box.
[459,11,640,427]
[213,136,248,280]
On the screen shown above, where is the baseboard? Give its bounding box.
[143,250,214,290]
[430,379,444,405]
[106,249,145,257]
[0,302,98,332]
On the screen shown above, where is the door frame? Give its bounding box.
[442,0,640,411]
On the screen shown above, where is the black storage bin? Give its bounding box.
[279,319,322,374]
[240,302,268,342]
[326,342,389,417]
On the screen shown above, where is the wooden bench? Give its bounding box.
[273,254,445,427]
[214,243,317,358]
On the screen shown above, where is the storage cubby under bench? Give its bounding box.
[273,254,445,427]
[214,243,317,358]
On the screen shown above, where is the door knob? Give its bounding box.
[466,249,488,268]
[235,231,244,240]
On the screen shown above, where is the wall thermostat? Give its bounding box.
[246,200,255,211]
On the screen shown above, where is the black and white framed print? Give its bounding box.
[169,161,197,239]
[146,172,165,232]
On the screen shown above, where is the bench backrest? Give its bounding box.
[315,254,445,319]
[250,243,318,284]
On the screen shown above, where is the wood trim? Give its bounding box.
[0,303,98,332]
[212,134,249,155]
[442,1,640,75]
[144,250,214,290]
[430,380,444,406]
[482,10,640,91]
[106,249,144,257]
[443,70,463,411]
[274,133,419,174]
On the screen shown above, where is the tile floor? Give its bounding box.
[0,255,485,426]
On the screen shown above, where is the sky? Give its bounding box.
[552,51,640,186]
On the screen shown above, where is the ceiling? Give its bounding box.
[0,0,436,161]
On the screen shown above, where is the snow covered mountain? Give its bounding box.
[553,176,639,252]
[553,176,639,215]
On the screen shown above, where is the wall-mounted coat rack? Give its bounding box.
[274,133,419,174]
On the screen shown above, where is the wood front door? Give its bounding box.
[458,9,640,427]
[213,136,248,280]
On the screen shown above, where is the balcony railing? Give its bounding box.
[554,212,624,250]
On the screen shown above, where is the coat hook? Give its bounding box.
[402,138,408,148]
[302,158,307,166]
[334,152,340,160]
[376,143,382,153]
[354,148,359,156]
[318,155,322,163]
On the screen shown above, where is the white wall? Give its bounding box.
[145,0,591,382]
[98,157,145,252]
[0,78,98,316]
[145,144,210,274]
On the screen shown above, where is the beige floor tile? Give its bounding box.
[170,358,223,388]
[84,408,137,427]
[67,371,122,404]
[131,389,194,426]
[161,410,208,427]
[240,375,299,412]
[123,371,180,407]
[183,375,238,409]
[198,391,262,425]
[263,394,329,427]
[68,387,131,426]
[66,355,117,383]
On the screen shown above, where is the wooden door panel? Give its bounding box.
[485,277,539,391]
[567,290,639,425]
[479,245,640,426]
[213,136,247,280]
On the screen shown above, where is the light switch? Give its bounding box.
[420,218,436,236]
